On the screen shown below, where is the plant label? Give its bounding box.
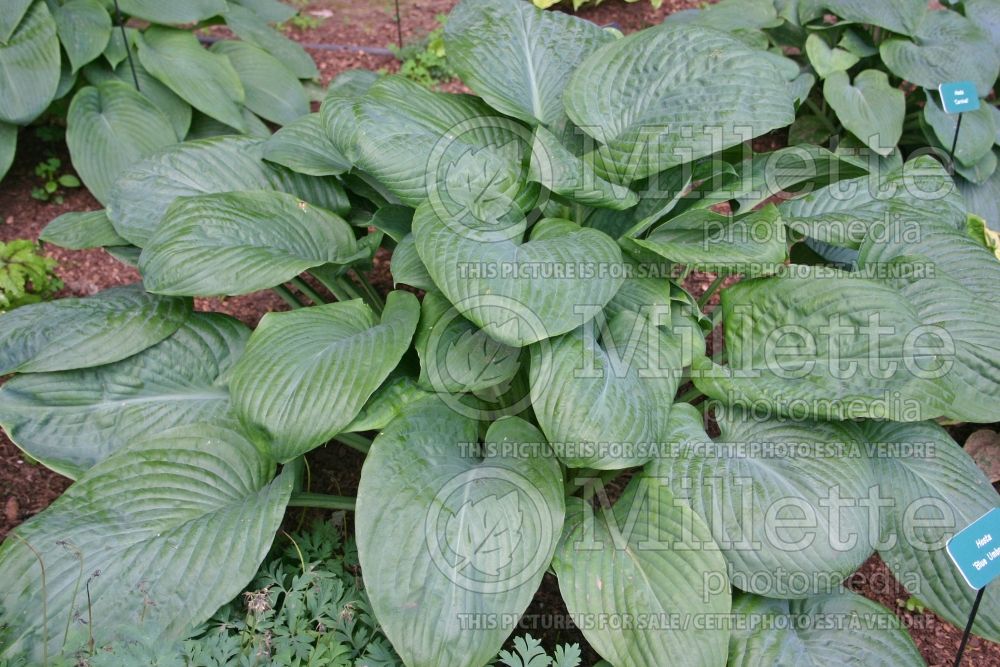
[947,507,1000,590]
[938,81,981,114]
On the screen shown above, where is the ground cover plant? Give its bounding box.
[1,0,999,665]
[0,0,317,190]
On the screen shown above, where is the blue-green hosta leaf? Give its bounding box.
[230,0,297,22]
[866,420,1000,642]
[0,313,248,478]
[357,399,565,667]
[444,0,614,127]
[924,94,996,168]
[729,590,923,666]
[954,147,998,186]
[262,113,350,176]
[52,0,110,73]
[530,306,685,469]
[563,24,794,185]
[653,404,876,598]
[66,81,177,204]
[415,291,521,395]
[139,190,360,296]
[40,209,128,249]
[633,205,787,275]
[966,0,1000,52]
[350,75,533,214]
[0,1,60,125]
[0,0,32,43]
[368,204,413,242]
[185,106,272,140]
[222,2,317,80]
[82,58,193,141]
[804,33,858,79]
[0,121,15,181]
[822,70,904,157]
[0,284,189,375]
[320,68,379,165]
[780,155,966,248]
[341,376,433,433]
[108,136,349,246]
[529,124,638,210]
[800,0,926,35]
[117,0,226,23]
[0,423,292,661]
[664,0,782,32]
[880,10,1000,93]
[230,292,419,461]
[692,266,953,421]
[136,27,246,132]
[209,40,308,126]
[413,205,624,347]
[101,24,136,68]
[390,233,436,291]
[553,473,730,667]
[857,216,1000,422]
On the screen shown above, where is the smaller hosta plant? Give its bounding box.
[0,240,61,312]
[389,15,456,89]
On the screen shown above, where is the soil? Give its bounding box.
[2,1,999,665]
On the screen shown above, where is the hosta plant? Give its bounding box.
[2,0,999,665]
[674,0,1000,232]
[0,0,316,191]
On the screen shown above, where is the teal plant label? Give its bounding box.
[947,507,1000,590]
[938,81,981,114]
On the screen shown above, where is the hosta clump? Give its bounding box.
[2,0,999,665]
[0,0,316,190]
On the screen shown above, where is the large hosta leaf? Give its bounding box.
[804,33,858,79]
[553,472,730,667]
[866,420,1000,642]
[82,58,193,141]
[653,404,876,597]
[413,205,624,347]
[210,40,308,126]
[230,292,419,461]
[136,27,246,131]
[40,209,127,249]
[444,0,614,127]
[0,423,291,661]
[880,10,1000,93]
[117,0,226,24]
[320,68,379,166]
[108,136,349,246]
[66,80,176,204]
[780,155,966,248]
[415,291,521,395]
[799,0,926,35]
[140,190,359,296]
[0,0,32,43]
[633,205,787,275]
[349,75,533,212]
[966,0,1000,52]
[0,1,60,125]
[0,284,188,375]
[52,0,110,73]
[729,590,923,665]
[230,0,296,23]
[822,70,904,157]
[357,399,565,667]
[0,313,248,478]
[263,113,350,176]
[857,216,1000,422]
[959,167,1000,232]
[223,2,317,80]
[563,24,794,185]
[530,302,684,469]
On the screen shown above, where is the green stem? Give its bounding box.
[676,385,705,404]
[273,284,303,309]
[697,274,727,309]
[290,277,327,306]
[336,432,372,454]
[286,492,356,511]
[805,98,837,134]
[335,276,364,302]
[308,268,353,302]
[352,270,385,314]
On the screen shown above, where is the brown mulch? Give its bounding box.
[2,1,1000,665]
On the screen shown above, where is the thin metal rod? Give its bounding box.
[113,0,140,91]
[954,586,986,667]
[948,112,964,174]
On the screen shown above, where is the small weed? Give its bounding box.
[0,239,62,313]
[386,15,456,89]
[31,158,81,205]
